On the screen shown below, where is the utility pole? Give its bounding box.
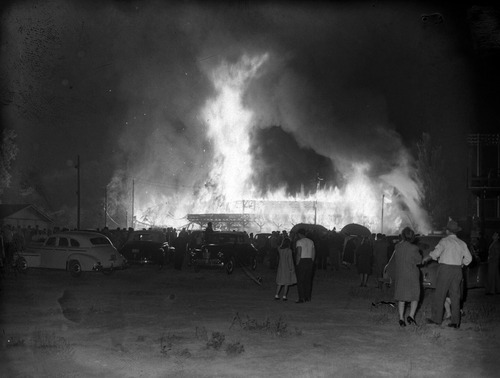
[104,185,108,228]
[314,173,323,225]
[131,179,135,229]
[381,194,385,234]
[75,155,81,230]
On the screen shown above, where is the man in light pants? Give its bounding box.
[422,220,472,328]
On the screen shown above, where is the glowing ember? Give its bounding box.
[123,54,430,235]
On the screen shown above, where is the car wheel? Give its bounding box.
[251,257,257,271]
[226,258,235,275]
[68,260,82,277]
[16,257,28,273]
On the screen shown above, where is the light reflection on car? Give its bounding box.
[190,231,258,274]
[16,231,127,277]
[119,230,172,266]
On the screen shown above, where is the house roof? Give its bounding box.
[0,204,53,223]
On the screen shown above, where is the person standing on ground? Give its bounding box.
[373,233,390,287]
[422,220,473,328]
[295,229,316,303]
[355,236,373,287]
[274,237,297,301]
[486,231,500,295]
[388,227,421,327]
[327,229,342,271]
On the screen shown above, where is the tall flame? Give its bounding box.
[123,53,430,235]
[200,54,268,203]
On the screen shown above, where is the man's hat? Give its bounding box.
[446,220,462,233]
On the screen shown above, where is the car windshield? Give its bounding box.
[90,236,112,245]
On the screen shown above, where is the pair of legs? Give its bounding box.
[296,259,313,302]
[359,273,369,287]
[431,265,462,325]
[275,284,289,299]
[398,301,418,322]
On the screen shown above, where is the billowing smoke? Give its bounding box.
[3,1,478,233]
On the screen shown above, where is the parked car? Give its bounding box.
[384,233,486,290]
[15,231,127,277]
[119,229,172,266]
[190,231,258,274]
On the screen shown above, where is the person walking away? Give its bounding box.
[373,234,390,288]
[274,238,297,301]
[342,236,357,268]
[327,230,342,271]
[315,232,328,270]
[295,229,315,303]
[174,228,188,270]
[387,227,421,327]
[355,236,373,287]
[486,231,500,295]
[422,220,472,328]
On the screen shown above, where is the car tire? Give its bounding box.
[251,257,257,271]
[68,260,82,277]
[16,257,28,274]
[226,258,235,275]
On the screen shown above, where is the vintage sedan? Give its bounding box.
[190,231,258,274]
[119,229,172,266]
[16,231,127,277]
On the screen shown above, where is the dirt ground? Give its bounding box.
[1,261,500,378]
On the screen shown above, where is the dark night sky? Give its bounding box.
[1,0,499,228]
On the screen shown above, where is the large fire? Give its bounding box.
[127,53,430,235]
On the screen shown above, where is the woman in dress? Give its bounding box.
[391,227,422,327]
[274,237,297,301]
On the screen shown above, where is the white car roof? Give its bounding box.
[49,231,112,245]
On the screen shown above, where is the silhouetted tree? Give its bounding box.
[415,133,451,229]
[0,129,19,198]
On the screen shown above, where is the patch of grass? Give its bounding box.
[463,303,496,324]
[428,330,444,345]
[372,313,391,325]
[225,341,245,356]
[195,326,208,341]
[348,286,380,299]
[207,332,225,350]
[159,333,178,355]
[31,330,69,349]
[176,348,192,358]
[6,336,25,347]
[230,312,297,337]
